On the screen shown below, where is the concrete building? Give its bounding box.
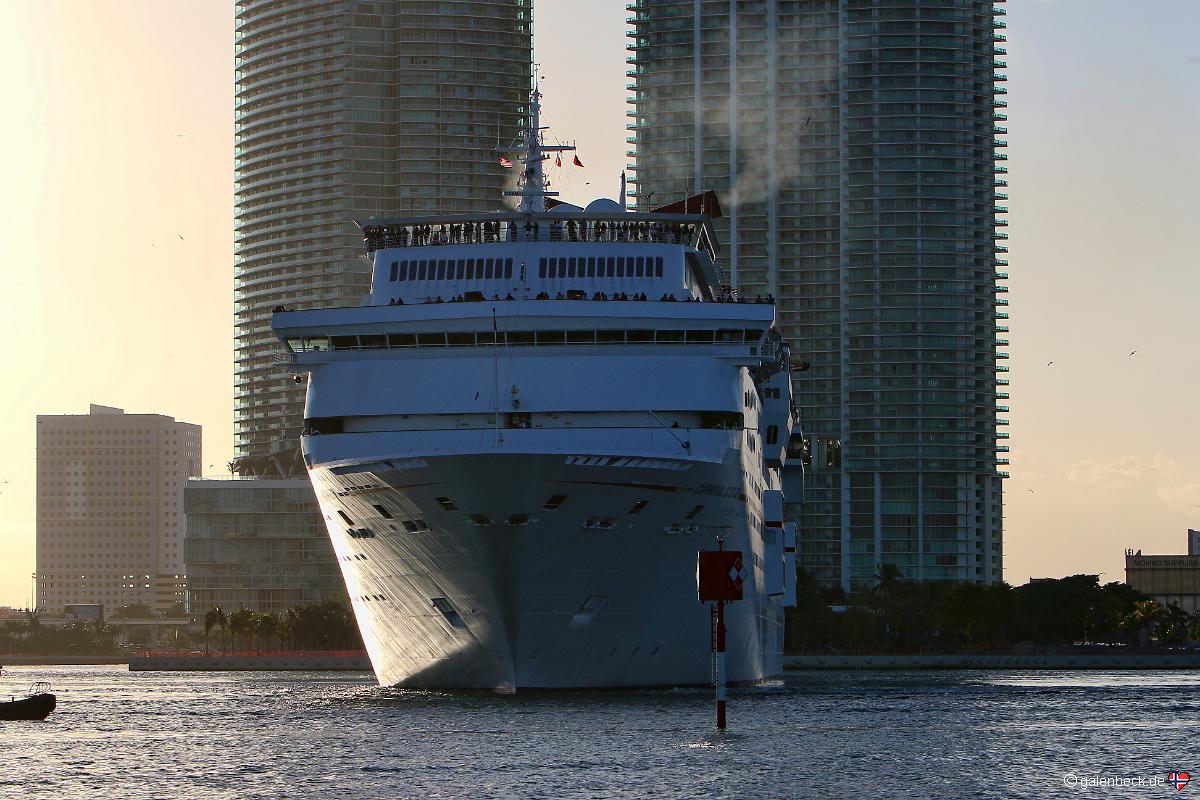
[184,479,344,615]
[36,405,200,613]
[1126,531,1200,613]
[233,0,533,470]
[627,0,1008,589]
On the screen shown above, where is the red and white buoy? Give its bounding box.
[697,539,744,730]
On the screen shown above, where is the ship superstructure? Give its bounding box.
[273,89,800,689]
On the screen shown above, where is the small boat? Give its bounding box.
[1,682,56,721]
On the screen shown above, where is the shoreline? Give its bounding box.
[783,653,1200,670]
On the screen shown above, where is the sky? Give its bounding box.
[0,1,1196,607]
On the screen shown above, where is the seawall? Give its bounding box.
[784,653,1200,670]
[129,651,372,672]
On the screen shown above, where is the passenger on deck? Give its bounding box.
[555,292,565,300]
[505,292,515,301]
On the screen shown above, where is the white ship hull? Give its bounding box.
[309,449,785,689]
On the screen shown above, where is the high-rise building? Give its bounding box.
[233,0,533,469]
[628,0,1008,589]
[36,405,201,613]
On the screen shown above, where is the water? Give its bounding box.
[2,666,1197,799]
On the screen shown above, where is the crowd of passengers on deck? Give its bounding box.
[382,292,776,305]
[366,218,701,248]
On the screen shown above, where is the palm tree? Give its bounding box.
[204,606,226,654]
[256,613,279,653]
[228,608,258,653]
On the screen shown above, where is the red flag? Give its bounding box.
[555,154,562,167]
[573,154,584,167]
[499,156,512,168]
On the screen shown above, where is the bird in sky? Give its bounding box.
[1128,350,1137,357]
[176,133,186,138]
[177,234,185,241]
[1046,361,1054,366]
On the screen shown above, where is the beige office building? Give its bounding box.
[36,405,201,613]
[1125,530,1200,613]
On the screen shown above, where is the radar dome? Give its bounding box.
[584,198,624,213]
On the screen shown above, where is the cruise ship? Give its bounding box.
[272,90,801,690]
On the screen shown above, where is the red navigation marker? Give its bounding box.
[698,550,744,602]
[697,544,744,729]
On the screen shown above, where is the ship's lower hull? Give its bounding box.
[309,449,784,690]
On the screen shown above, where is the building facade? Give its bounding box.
[1125,532,1200,614]
[628,0,1008,589]
[184,479,345,614]
[36,405,201,613]
[234,0,533,469]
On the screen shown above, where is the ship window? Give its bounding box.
[539,258,547,278]
[686,330,714,344]
[476,331,497,346]
[305,416,343,435]
[655,257,664,277]
[597,330,624,344]
[505,259,513,279]
[567,258,576,278]
[388,333,416,347]
[457,260,466,279]
[431,597,467,629]
[629,500,648,515]
[372,504,393,519]
[437,260,447,280]
[544,495,567,510]
[617,258,626,277]
[505,412,532,428]
[627,329,653,343]
[418,261,428,280]
[435,496,457,510]
[399,262,409,281]
[535,330,566,345]
[507,331,533,345]
[466,260,476,279]
[447,332,475,347]
[606,257,616,277]
[635,257,644,276]
[482,260,491,280]
[507,514,530,526]
[700,411,743,429]
[389,261,398,281]
[330,335,359,350]
[685,505,704,519]
[587,257,597,277]
[566,330,594,344]
[337,510,354,524]
[745,329,762,343]
[717,329,743,343]
[468,514,492,526]
[656,330,683,343]
[417,333,447,346]
[766,425,779,445]
[360,334,386,349]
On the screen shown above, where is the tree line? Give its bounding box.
[201,599,363,653]
[0,599,363,655]
[784,569,1196,654]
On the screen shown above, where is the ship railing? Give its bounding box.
[360,212,716,259]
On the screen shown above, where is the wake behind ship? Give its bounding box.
[272,89,801,690]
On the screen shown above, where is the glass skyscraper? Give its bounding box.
[233,0,532,471]
[628,0,1008,589]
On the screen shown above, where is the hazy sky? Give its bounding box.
[0,1,1196,607]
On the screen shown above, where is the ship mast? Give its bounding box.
[503,82,575,213]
